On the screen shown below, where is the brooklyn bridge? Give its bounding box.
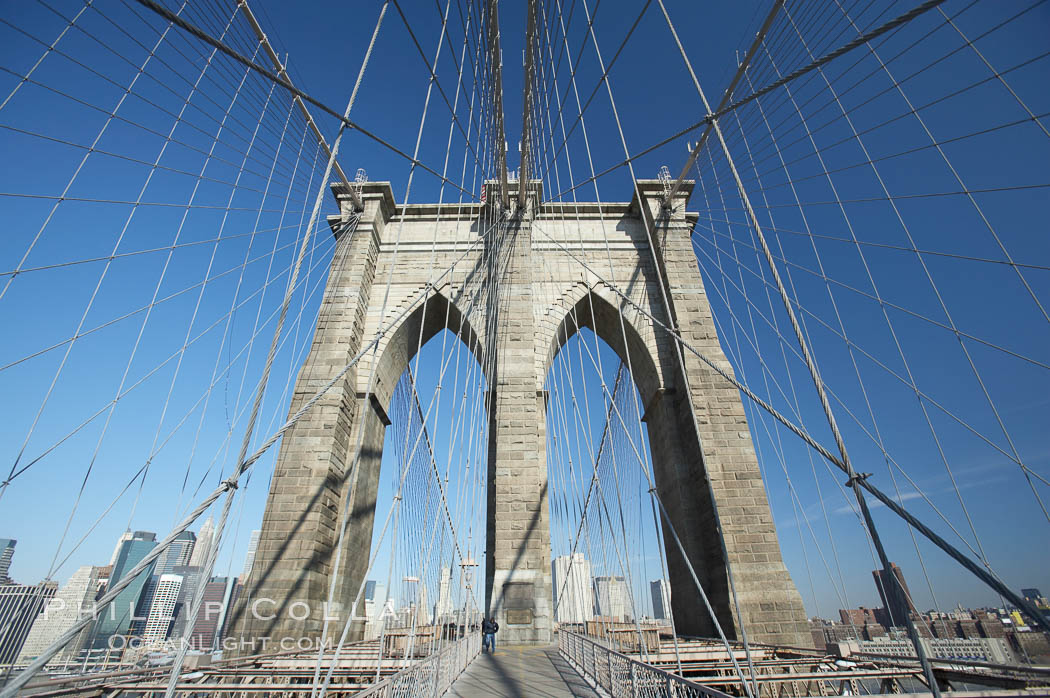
[0,0,1047,695]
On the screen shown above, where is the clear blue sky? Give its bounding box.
[0,0,1047,626]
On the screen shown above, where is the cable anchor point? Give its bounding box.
[845,472,872,487]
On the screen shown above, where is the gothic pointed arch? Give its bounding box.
[543,282,662,411]
[366,285,485,415]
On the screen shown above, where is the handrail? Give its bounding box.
[13,646,311,691]
[559,630,732,697]
[356,631,480,698]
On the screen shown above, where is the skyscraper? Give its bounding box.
[168,565,204,642]
[363,581,377,630]
[401,577,419,612]
[434,567,453,621]
[141,575,182,644]
[594,576,632,622]
[0,539,15,583]
[173,577,230,651]
[90,531,157,649]
[131,576,158,635]
[134,533,194,635]
[155,532,196,576]
[552,554,594,624]
[215,579,239,648]
[650,579,671,621]
[0,581,57,665]
[241,530,261,580]
[188,517,214,568]
[18,566,107,667]
[417,583,430,625]
[94,565,112,595]
[365,581,388,625]
[109,531,133,566]
[873,563,917,628]
[400,576,429,625]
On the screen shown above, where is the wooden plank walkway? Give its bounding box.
[448,644,599,697]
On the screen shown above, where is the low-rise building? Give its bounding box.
[859,636,1016,665]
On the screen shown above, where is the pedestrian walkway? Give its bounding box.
[447,644,599,697]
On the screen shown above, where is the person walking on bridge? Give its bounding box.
[481,616,499,653]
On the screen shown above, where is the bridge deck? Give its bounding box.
[448,644,599,697]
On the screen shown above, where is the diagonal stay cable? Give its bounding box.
[692,209,1050,274]
[549,0,953,202]
[691,226,1050,492]
[535,0,652,187]
[0,0,202,501]
[162,1,392,690]
[0,231,309,376]
[130,0,476,200]
[5,194,498,695]
[389,0,485,174]
[48,240,337,578]
[532,221,1050,633]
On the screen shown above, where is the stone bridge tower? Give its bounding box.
[230,178,809,649]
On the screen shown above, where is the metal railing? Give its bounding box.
[559,631,732,698]
[357,630,480,697]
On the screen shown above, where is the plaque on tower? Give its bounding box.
[503,581,535,625]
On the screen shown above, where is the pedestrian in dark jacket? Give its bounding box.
[482,617,499,653]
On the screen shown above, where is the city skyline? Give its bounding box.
[5,527,1046,621]
[2,523,245,668]
[2,526,1044,675]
